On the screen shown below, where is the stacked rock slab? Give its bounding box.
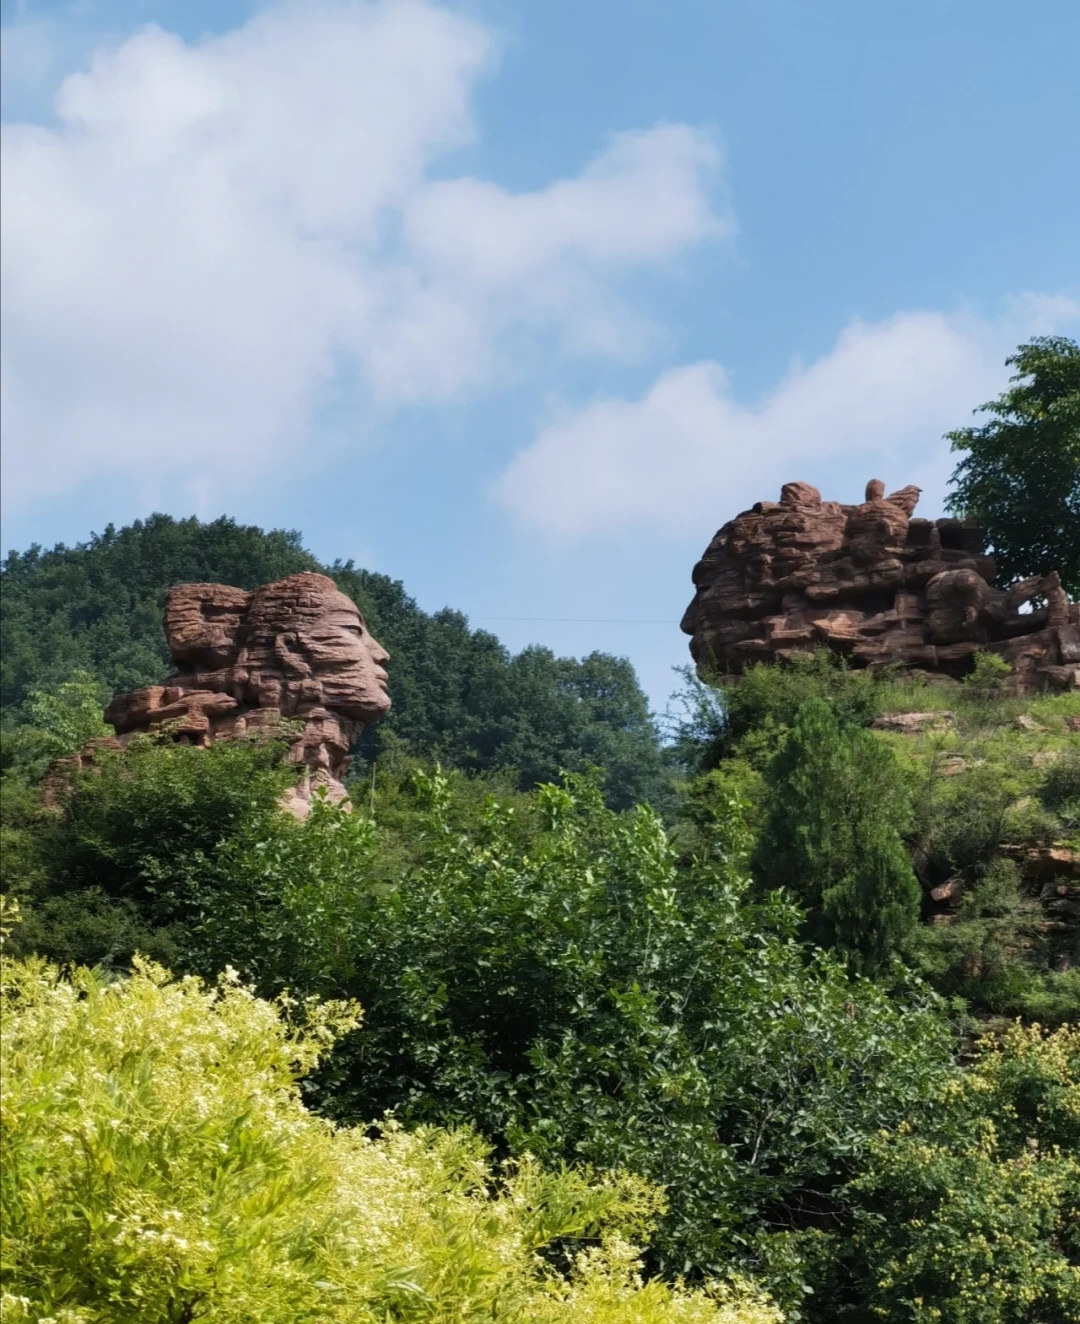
[681,480,1079,689]
[60,573,391,818]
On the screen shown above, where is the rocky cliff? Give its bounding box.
[682,479,1079,689]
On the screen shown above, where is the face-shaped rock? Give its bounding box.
[682,477,1079,689]
[237,574,390,723]
[99,573,391,816]
[302,589,391,720]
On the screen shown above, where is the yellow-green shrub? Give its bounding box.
[847,1023,1080,1323]
[0,954,779,1324]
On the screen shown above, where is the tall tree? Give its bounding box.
[945,336,1080,594]
[753,698,921,973]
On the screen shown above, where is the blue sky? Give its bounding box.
[2,0,1078,712]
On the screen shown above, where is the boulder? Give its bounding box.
[682,478,1080,691]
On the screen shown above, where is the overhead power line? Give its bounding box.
[471,616,677,625]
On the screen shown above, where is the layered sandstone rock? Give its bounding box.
[60,573,390,817]
[681,480,1080,690]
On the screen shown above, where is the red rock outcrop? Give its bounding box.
[60,574,390,817]
[681,480,1080,690]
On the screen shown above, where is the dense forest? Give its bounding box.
[2,338,1079,1323]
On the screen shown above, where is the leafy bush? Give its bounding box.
[1038,748,1080,836]
[1,954,779,1324]
[254,772,951,1310]
[690,654,893,767]
[962,650,1013,701]
[914,859,1047,1013]
[844,1023,1080,1322]
[4,740,957,1313]
[0,670,110,779]
[14,736,296,931]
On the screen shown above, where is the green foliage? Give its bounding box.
[962,650,1012,701]
[0,515,320,709]
[1,515,670,809]
[914,860,1047,1013]
[1038,746,1080,834]
[674,654,892,770]
[9,740,953,1310]
[2,737,297,971]
[844,1023,1080,1323]
[680,654,1080,1019]
[247,772,951,1308]
[889,694,1080,1020]
[753,699,921,973]
[0,670,110,779]
[0,955,779,1324]
[945,335,1080,594]
[10,727,1079,1320]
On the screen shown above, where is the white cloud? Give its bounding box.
[495,297,1080,543]
[0,1,725,508]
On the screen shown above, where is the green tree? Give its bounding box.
[844,1023,1080,1323]
[276,772,952,1307]
[753,698,922,973]
[945,336,1080,594]
[0,670,110,779]
[7,739,954,1311]
[2,736,298,972]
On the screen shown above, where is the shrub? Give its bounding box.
[914,859,1046,1014]
[276,772,953,1309]
[0,954,779,1324]
[5,737,298,969]
[1038,747,1080,833]
[844,1023,1080,1322]
[962,650,1012,701]
[753,699,921,972]
[0,670,110,780]
[702,654,891,766]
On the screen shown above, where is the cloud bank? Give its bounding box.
[0,0,726,508]
[496,296,1080,543]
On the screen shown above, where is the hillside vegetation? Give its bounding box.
[2,494,1079,1321]
[677,653,1079,1022]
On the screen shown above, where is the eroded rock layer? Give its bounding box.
[62,573,390,817]
[681,480,1080,689]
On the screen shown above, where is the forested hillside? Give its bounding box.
[3,340,1078,1321]
[673,654,1079,1022]
[1,515,668,809]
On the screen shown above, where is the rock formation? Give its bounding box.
[60,573,390,817]
[681,480,1080,690]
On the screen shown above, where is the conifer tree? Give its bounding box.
[754,697,921,972]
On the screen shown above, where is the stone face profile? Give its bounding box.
[681,479,1080,690]
[66,573,390,816]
